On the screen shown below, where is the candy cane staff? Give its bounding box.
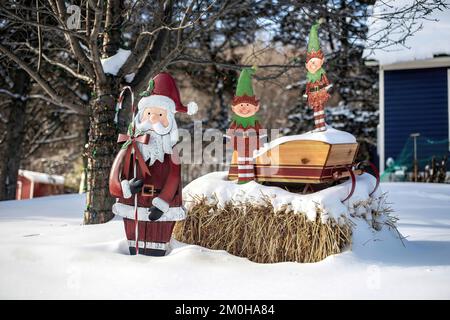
[117,85,142,255]
[109,73,198,256]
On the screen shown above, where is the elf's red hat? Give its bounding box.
[138,72,198,115]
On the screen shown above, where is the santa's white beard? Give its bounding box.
[137,131,172,165]
[134,112,179,165]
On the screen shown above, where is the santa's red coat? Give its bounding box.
[109,146,185,222]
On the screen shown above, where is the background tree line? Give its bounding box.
[0,0,447,223]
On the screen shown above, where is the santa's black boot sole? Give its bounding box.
[129,247,166,256]
[144,249,166,257]
[128,247,147,255]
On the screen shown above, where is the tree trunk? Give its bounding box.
[83,83,118,224]
[84,0,125,223]
[102,0,124,57]
[0,69,31,200]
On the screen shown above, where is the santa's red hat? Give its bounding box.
[138,72,198,115]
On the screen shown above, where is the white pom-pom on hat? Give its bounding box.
[186,101,198,115]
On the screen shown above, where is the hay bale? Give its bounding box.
[173,197,352,263]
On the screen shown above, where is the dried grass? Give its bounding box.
[173,196,352,263]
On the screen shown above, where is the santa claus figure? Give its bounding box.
[109,72,197,256]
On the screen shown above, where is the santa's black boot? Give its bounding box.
[144,248,166,256]
[129,247,147,255]
[143,242,168,256]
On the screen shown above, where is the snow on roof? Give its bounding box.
[183,171,380,223]
[19,170,64,185]
[365,1,450,65]
[254,126,356,158]
[100,48,131,76]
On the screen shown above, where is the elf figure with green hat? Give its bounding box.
[226,67,266,184]
[303,19,332,132]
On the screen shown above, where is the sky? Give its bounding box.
[365,0,450,65]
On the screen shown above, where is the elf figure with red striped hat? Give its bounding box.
[109,72,197,256]
[226,67,266,184]
[303,20,332,132]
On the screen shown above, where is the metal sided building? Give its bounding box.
[377,57,450,173]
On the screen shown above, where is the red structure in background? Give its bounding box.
[16,170,65,200]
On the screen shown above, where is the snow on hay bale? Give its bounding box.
[174,171,398,263]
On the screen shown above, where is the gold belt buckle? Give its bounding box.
[142,184,155,197]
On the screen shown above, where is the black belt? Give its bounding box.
[309,85,326,93]
[142,184,161,197]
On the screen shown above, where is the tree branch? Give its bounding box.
[88,0,107,86]
[131,0,175,90]
[0,6,86,40]
[24,43,94,83]
[54,0,96,77]
[36,133,80,144]
[0,44,86,115]
[171,55,302,72]
[36,0,42,72]
[116,33,153,79]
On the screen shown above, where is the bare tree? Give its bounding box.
[0,0,285,223]
[0,0,446,221]
[0,67,31,200]
[277,0,448,161]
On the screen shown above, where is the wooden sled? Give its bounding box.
[228,137,379,201]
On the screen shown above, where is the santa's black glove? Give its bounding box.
[148,206,164,221]
[129,178,144,194]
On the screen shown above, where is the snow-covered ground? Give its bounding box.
[0,182,449,299]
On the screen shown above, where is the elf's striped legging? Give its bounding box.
[308,89,329,132]
[313,106,326,131]
[237,156,255,184]
[236,135,260,184]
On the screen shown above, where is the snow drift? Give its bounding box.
[175,171,400,263]
[183,171,382,223]
[1,182,450,298]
